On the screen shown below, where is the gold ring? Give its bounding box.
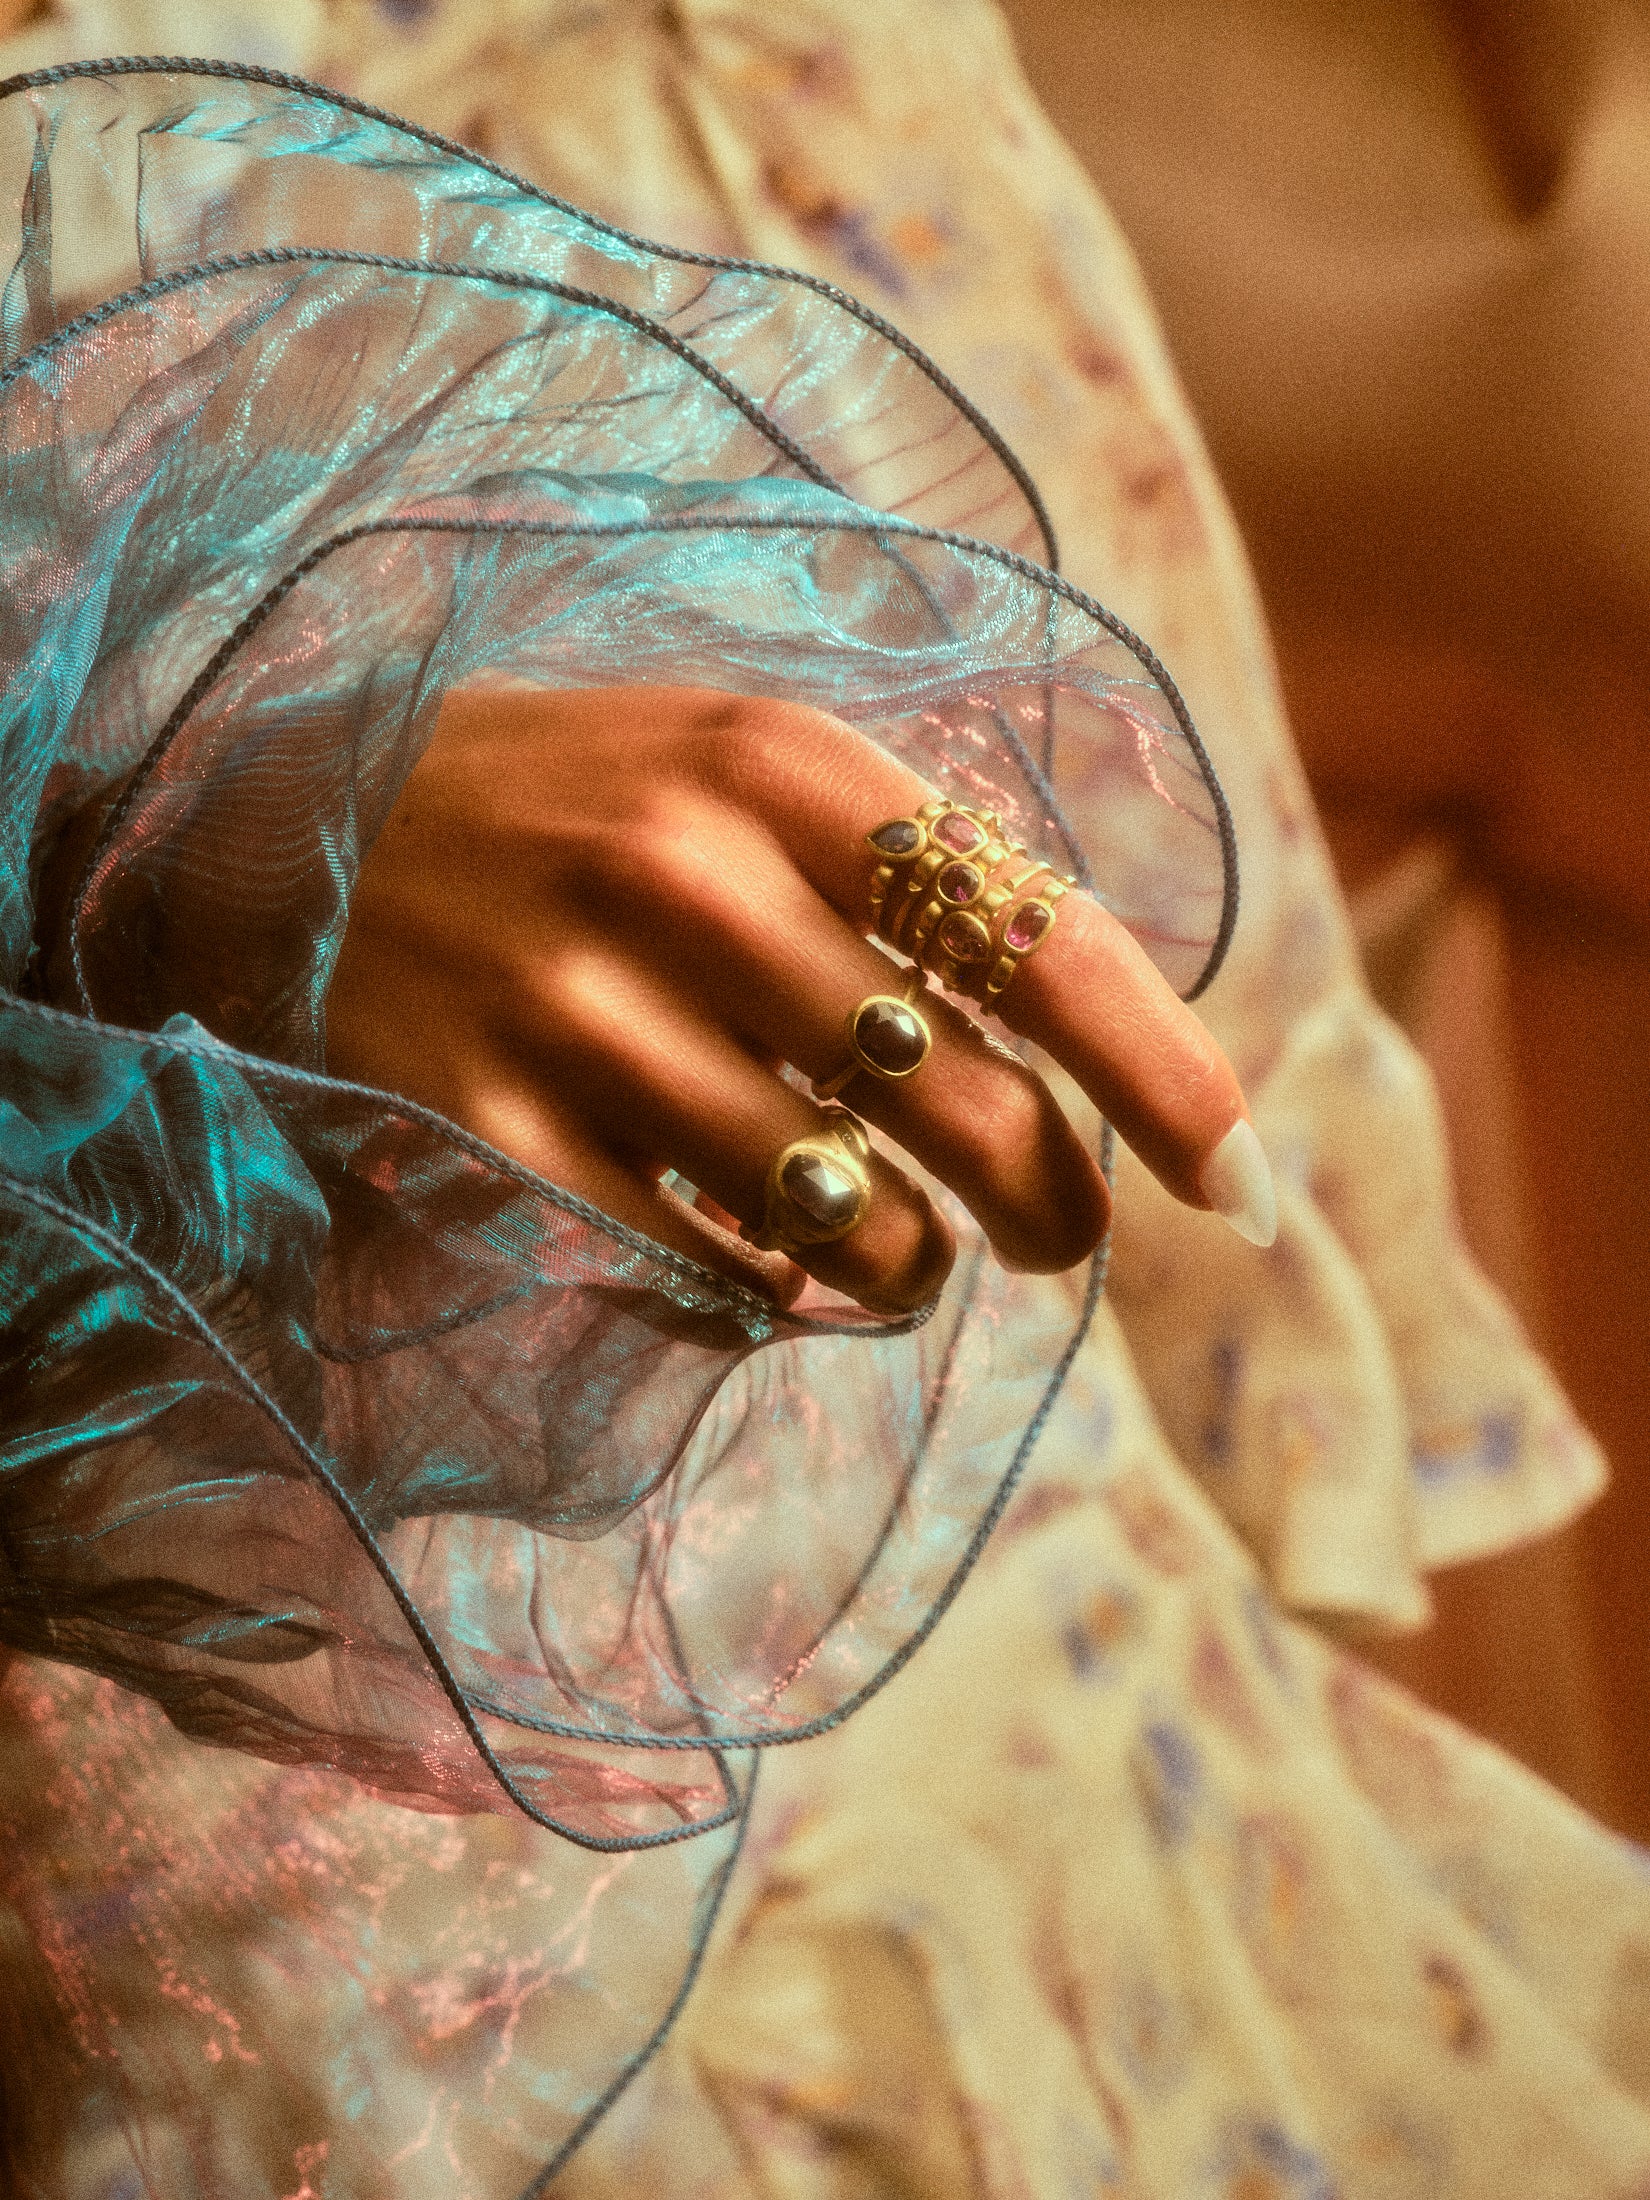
[812,969,931,1102]
[867,801,1009,952]
[743,1107,872,1255]
[865,800,1075,1005]
[981,872,1071,1002]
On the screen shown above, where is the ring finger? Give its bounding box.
[521,944,957,1314]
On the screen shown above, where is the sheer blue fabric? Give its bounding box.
[0,58,1235,2188]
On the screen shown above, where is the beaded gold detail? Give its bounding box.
[864,800,1075,1005]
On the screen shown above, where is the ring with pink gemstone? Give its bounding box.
[906,854,1075,1000]
[743,1108,873,1255]
[865,800,1008,948]
[902,847,1002,966]
[812,968,932,1102]
[979,871,1073,1002]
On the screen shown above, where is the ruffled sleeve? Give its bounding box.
[0,57,1235,1831]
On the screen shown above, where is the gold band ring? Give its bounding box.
[926,860,1070,997]
[981,873,1070,1001]
[813,969,931,1102]
[743,1107,872,1255]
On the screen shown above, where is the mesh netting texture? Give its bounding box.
[0,59,1235,2196]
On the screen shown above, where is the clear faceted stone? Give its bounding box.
[855,997,928,1074]
[870,818,922,855]
[781,1150,862,1230]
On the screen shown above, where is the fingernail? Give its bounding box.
[1201,1118,1277,1248]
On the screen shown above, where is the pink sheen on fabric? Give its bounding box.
[0,55,1235,2192]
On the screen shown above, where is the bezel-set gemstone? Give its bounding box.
[937,912,991,962]
[853,996,930,1077]
[932,811,985,854]
[781,1150,863,1232]
[1003,900,1054,952]
[935,860,983,905]
[869,818,922,857]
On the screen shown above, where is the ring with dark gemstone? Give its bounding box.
[867,817,924,858]
[865,799,1008,948]
[813,969,932,1101]
[849,993,931,1078]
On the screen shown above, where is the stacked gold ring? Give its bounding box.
[865,799,1075,1005]
[743,1107,872,1256]
[980,870,1071,1002]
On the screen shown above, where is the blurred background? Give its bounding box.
[1001,0,1650,1837]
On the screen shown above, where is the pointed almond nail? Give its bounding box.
[1201,1118,1277,1248]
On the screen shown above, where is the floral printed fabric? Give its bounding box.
[0,1,1643,2196]
[569,1353,1650,2197]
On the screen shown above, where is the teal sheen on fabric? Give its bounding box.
[0,57,1235,2187]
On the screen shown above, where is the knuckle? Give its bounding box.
[685,692,787,770]
[933,1064,1111,1271]
[691,692,842,797]
[821,1169,954,1315]
[942,1066,1052,1191]
[564,788,707,903]
[536,945,626,1049]
[995,1170,1111,1274]
[619,806,696,898]
[980,1069,1054,1156]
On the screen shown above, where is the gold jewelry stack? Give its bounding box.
[744,1108,873,1256]
[865,800,1074,1004]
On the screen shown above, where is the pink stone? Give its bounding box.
[1004,901,1053,952]
[933,811,984,854]
[938,912,990,961]
[935,860,982,905]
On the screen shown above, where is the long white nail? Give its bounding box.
[1201,1119,1277,1248]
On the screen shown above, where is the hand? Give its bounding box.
[325,684,1274,1315]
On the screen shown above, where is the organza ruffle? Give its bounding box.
[0,55,1240,2189]
[0,57,1233,1849]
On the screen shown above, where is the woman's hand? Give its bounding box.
[326,684,1274,1314]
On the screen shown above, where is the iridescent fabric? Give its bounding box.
[0,57,1234,2182]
